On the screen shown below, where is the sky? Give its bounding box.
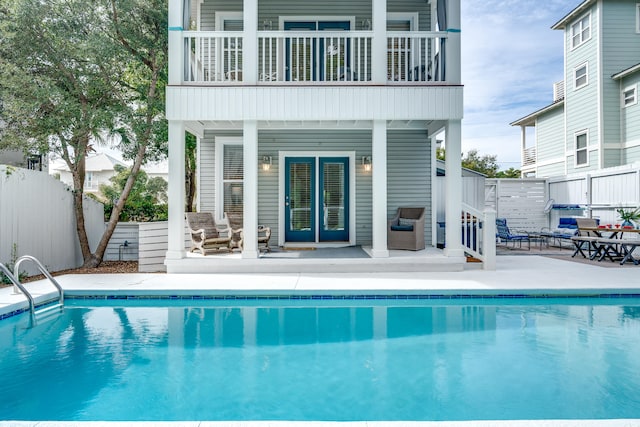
[460,0,578,170]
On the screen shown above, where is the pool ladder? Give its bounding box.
[0,255,64,325]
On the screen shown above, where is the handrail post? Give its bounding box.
[483,210,496,270]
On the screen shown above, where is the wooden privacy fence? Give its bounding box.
[0,166,104,275]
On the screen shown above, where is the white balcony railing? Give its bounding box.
[523,146,536,166]
[183,30,447,84]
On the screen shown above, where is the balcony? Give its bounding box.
[183,30,448,85]
[523,146,536,166]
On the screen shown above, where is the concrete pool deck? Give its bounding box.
[2,254,640,427]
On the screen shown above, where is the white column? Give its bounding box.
[371,0,387,83]
[242,120,259,258]
[166,120,186,260]
[445,0,461,85]
[168,0,183,85]
[243,0,258,83]
[371,120,389,258]
[520,125,526,163]
[444,119,464,257]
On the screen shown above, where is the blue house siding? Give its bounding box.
[601,0,640,167]
[564,3,600,173]
[536,106,565,162]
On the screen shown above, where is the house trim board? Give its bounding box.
[277,15,357,31]
[278,150,356,248]
[597,0,604,170]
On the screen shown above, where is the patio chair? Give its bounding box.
[185,212,232,255]
[224,212,272,253]
[495,218,530,250]
[387,207,425,250]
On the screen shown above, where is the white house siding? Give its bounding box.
[564,2,599,173]
[601,0,640,167]
[166,87,463,122]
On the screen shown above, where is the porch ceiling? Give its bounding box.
[186,119,437,131]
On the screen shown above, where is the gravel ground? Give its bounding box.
[2,261,141,286]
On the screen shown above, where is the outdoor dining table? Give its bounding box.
[578,226,640,265]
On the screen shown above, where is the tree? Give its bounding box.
[185,132,197,212]
[100,164,168,222]
[495,167,522,178]
[0,0,124,266]
[437,148,520,178]
[0,0,167,268]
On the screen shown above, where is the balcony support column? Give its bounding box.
[242,120,259,258]
[168,0,183,85]
[444,119,464,257]
[243,0,258,83]
[371,120,389,258]
[166,120,186,260]
[445,0,461,85]
[371,0,387,83]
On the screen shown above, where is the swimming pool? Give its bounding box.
[1,297,640,422]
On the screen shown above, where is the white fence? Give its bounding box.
[0,165,104,275]
[548,164,640,225]
[485,178,548,232]
[487,164,640,231]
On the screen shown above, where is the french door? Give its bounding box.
[284,20,351,82]
[284,157,349,243]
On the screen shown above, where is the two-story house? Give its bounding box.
[512,0,640,178]
[164,0,467,272]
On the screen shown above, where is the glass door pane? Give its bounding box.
[284,157,315,242]
[319,157,349,242]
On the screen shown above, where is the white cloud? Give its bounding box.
[460,1,576,168]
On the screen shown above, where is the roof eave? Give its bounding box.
[551,0,595,30]
[612,63,640,80]
[510,100,565,127]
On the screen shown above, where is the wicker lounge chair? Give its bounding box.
[225,212,272,253]
[185,212,232,255]
[387,207,425,250]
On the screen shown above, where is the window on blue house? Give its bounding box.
[575,131,588,167]
[623,85,637,107]
[571,12,591,49]
[574,63,588,90]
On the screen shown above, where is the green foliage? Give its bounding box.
[495,167,522,178]
[437,148,520,178]
[1,244,27,285]
[616,207,640,223]
[101,164,168,222]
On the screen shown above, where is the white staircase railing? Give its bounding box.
[461,203,496,270]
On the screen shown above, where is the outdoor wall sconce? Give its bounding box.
[362,156,372,172]
[262,20,272,30]
[261,155,272,171]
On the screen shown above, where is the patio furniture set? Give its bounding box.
[496,217,640,265]
[185,212,271,255]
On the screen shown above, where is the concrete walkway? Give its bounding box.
[2,254,639,318]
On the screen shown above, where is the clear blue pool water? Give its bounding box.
[1,298,640,421]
